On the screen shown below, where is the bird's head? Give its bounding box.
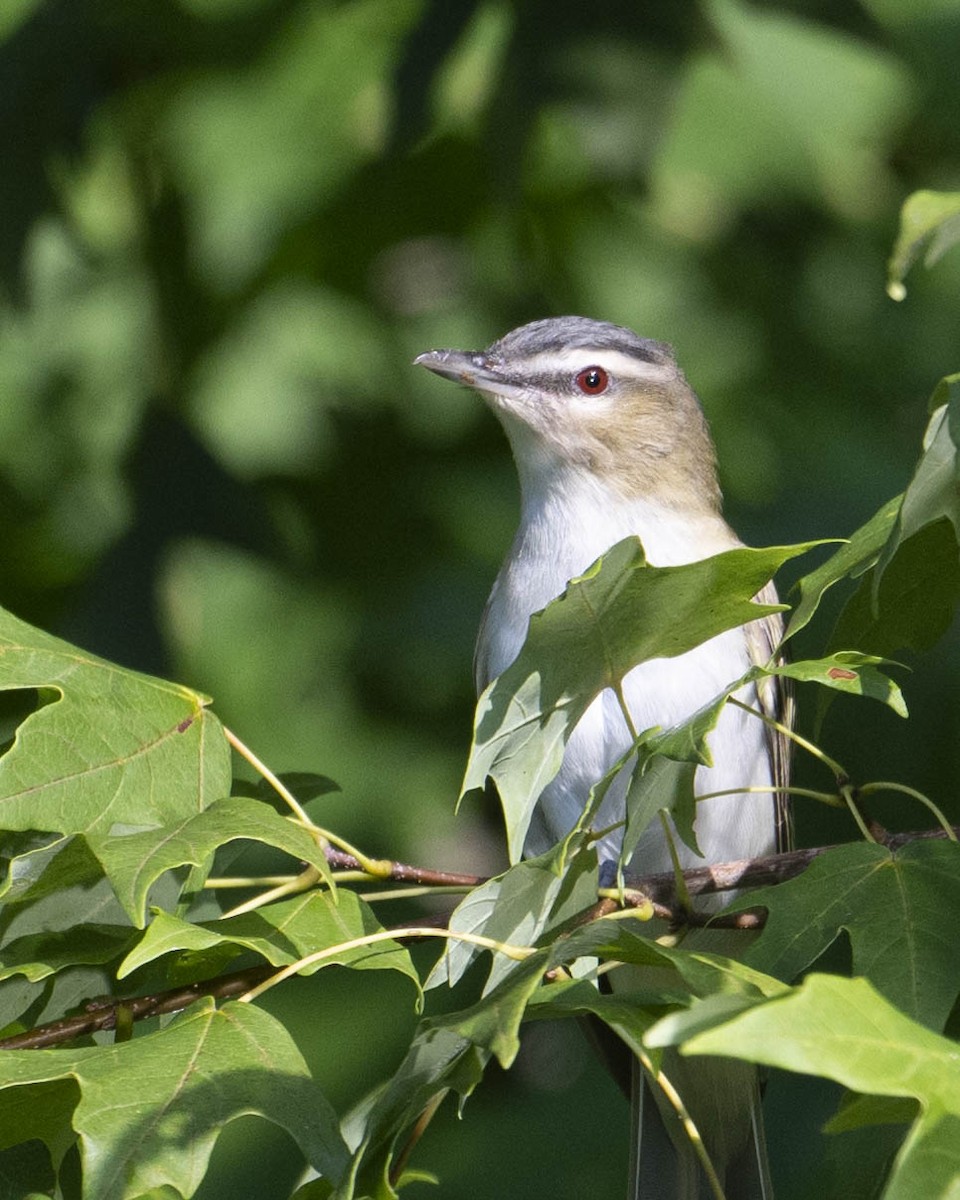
[415,316,721,513]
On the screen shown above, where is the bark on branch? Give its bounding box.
[2,825,954,1051]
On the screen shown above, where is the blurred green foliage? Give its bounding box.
[2,0,960,1196]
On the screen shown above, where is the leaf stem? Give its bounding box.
[236,927,536,1004]
[224,726,313,825]
[858,782,958,840]
[840,785,877,844]
[206,874,299,889]
[694,784,845,809]
[728,697,848,780]
[390,1090,447,1187]
[614,681,639,741]
[224,727,390,876]
[657,811,693,913]
[286,815,392,878]
[357,885,473,903]
[221,866,321,918]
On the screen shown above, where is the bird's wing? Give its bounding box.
[745,580,793,854]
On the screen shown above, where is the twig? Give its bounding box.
[3,826,956,1052]
[0,966,276,1050]
[628,824,960,904]
[323,848,486,889]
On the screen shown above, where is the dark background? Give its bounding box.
[2,1,959,1196]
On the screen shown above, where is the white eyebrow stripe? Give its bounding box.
[521,347,675,381]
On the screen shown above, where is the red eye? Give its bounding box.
[575,366,609,395]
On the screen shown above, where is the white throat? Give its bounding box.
[475,459,738,688]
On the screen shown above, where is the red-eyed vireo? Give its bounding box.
[417,316,789,1200]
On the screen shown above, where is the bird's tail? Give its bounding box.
[629,1053,772,1200]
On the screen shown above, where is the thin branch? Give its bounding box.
[323,825,960,909]
[0,966,276,1050]
[3,825,956,1052]
[323,848,486,889]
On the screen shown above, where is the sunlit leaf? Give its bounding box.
[426,835,597,993]
[95,795,336,926]
[0,606,231,852]
[119,890,419,994]
[670,974,960,1200]
[761,652,907,717]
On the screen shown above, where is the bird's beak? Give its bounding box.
[414,349,507,393]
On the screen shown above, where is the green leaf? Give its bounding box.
[119,890,419,992]
[887,190,960,298]
[162,1,423,288]
[432,954,549,1070]
[0,999,349,1200]
[669,0,911,224]
[761,652,907,717]
[524,976,665,1052]
[93,795,337,926]
[426,836,597,993]
[0,605,231,849]
[886,1112,960,1200]
[828,519,960,662]
[0,925,136,984]
[290,1180,334,1200]
[622,748,701,867]
[827,1092,918,1134]
[0,1077,79,1164]
[463,539,813,862]
[620,683,743,860]
[876,379,960,589]
[433,914,786,1074]
[560,919,788,1002]
[0,833,106,908]
[352,916,787,1196]
[343,1025,487,1200]
[784,497,899,640]
[739,840,960,1029]
[675,974,960,1200]
[0,838,133,1032]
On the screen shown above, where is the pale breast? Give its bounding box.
[475,466,777,871]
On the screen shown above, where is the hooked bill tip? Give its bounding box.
[414,348,481,387]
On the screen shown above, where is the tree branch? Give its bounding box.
[325,848,485,888]
[0,966,277,1050]
[2,825,954,1052]
[630,822,960,905]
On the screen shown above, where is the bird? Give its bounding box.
[415,316,790,1199]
